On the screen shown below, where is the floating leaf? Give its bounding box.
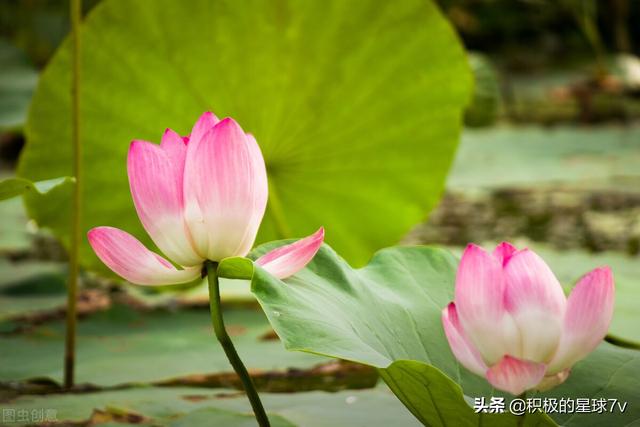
[448,126,640,191]
[0,260,67,321]
[6,385,419,427]
[245,242,640,426]
[0,305,327,386]
[20,0,471,272]
[169,408,296,427]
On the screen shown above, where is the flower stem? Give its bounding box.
[205,261,270,427]
[65,0,82,389]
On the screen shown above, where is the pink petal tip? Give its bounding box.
[87,226,200,286]
[256,227,325,279]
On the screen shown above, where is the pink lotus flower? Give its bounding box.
[442,242,615,395]
[88,112,323,285]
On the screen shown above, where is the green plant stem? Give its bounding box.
[64,0,82,389]
[605,333,640,350]
[206,261,270,427]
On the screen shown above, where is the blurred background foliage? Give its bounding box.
[4,0,639,69]
[2,0,640,135]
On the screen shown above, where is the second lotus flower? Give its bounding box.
[88,112,324,285]
[442,242,615,395]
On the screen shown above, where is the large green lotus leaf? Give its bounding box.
[380,361,554,427]
[0,304,327,386]
[19,0,471,271]
[242,243,640,426]
[7,385,419,427]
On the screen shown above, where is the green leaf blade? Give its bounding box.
[0,176,74,201]
[0,178,33,200]
[250,242,640,426]
[20,0,472,272]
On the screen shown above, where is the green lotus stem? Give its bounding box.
[65,0,82,389]
[206,261,270,427]
[605,333,640,349]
